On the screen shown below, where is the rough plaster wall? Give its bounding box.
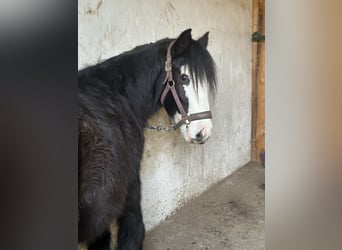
[78,0,252,231]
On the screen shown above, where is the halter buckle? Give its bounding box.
[184,113,191,125]
[165,61,172,72]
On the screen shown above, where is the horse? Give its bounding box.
[78,28,217,250]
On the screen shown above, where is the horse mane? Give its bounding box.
[79,36,217,94]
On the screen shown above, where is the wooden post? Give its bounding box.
[251,0,265,163]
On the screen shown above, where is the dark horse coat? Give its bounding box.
[78,29,217,250]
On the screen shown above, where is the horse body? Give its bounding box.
[78,47,157,248]
[78,29,216,249]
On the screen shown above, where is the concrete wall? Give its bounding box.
[78,0,252,231]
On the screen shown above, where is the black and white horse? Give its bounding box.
[78,29,217,249]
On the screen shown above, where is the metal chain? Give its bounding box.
[145,120,174,132]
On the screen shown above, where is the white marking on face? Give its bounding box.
[173,65,213,144]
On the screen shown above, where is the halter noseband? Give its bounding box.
[160,41,212,130]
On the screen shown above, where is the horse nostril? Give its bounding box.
[196,130,204,141]
[191,129,210,144]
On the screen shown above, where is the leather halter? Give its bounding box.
[160,41,212,130]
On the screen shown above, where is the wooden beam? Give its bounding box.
[251,0,265,163]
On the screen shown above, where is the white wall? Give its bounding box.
[78,0,252,231]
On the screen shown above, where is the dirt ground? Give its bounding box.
[144,162,265,250]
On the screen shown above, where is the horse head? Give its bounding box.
[162,29,217,144]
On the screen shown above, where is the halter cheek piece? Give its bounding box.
[160,41,212,130]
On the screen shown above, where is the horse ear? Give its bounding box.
[172,29,192,56]
[197,32,209,48]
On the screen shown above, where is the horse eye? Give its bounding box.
[180,74,190,83]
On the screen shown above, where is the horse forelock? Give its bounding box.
[183,41,217,98]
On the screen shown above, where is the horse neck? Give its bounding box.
[124,60,165,122]
[99,46,166,125]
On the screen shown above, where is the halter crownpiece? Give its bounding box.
[160,41,212,130]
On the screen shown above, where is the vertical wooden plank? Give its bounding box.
[251,0,265,163]
[256,0,265,164]
[251,0,259,161]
